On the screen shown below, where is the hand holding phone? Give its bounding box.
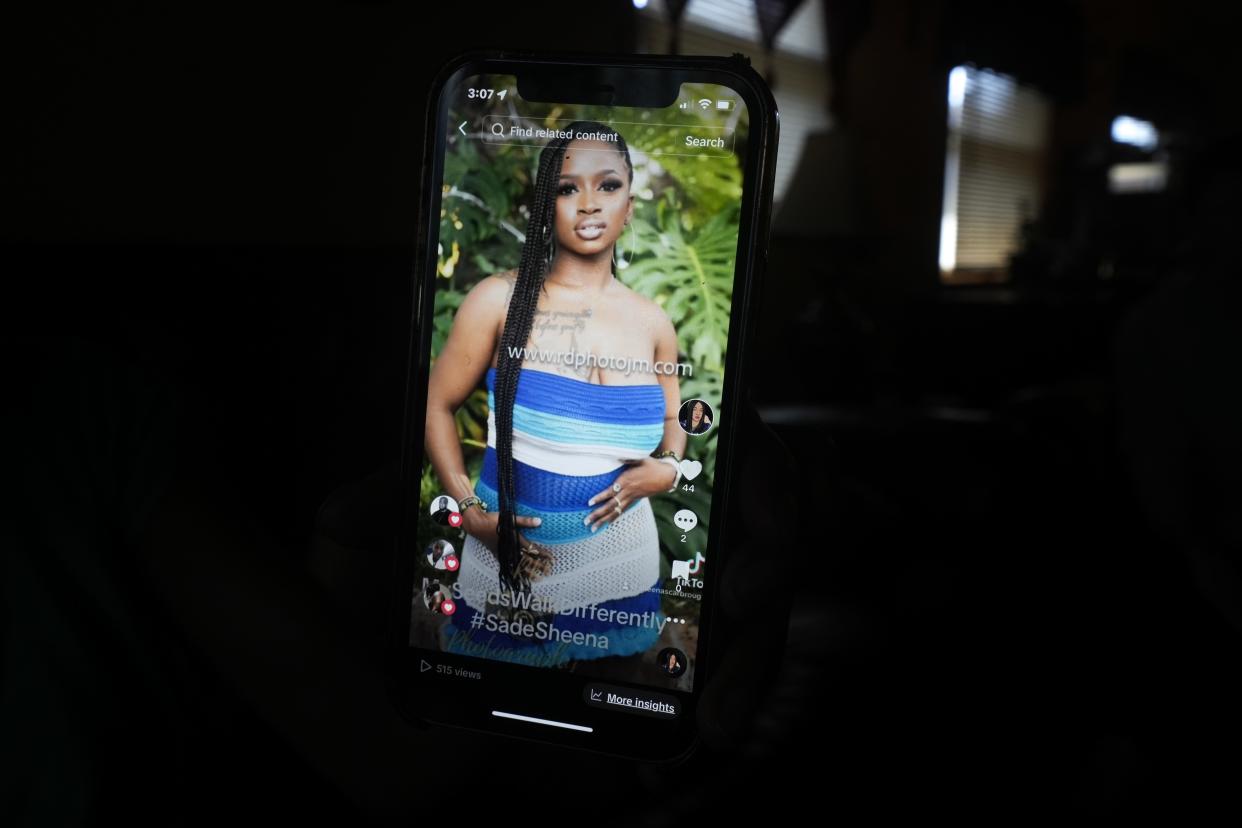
[306,394,793,822]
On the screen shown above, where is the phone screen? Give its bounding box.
[409,70,752,698]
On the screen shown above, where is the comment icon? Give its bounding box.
[673,509,698,532]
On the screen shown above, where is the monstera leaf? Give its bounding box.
[644,152,743,229]
[621,196,737,375]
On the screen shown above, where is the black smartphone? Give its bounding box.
[389,49,778,761]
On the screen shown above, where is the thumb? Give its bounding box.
[314,462,400,551]
[309,463,400,663]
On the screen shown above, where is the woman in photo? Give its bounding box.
[679,400,712,435]
[424,121,686,668]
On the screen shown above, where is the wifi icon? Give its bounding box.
[698,98,712,110]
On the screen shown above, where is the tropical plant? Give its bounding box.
[423,97,746,577]
[621,192,737,376]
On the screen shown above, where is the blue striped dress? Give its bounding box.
[441,367,668,668]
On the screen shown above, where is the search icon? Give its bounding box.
[491,122,505,136]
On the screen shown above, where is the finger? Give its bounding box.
[314,462,400,552]
[736,401,798,543]
[698,543,793,753]
[698,546,801,753]
[586,485,618,507]
[584,505,617,532]
[695,399,802,754]
[586,498,627,533]
[717,540,793,624]
[514,515,543,528]
[696,624,773,751]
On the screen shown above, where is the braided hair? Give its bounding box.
[494,120,635,592]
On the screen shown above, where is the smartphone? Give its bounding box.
[389,49,778,761]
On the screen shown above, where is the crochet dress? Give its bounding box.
[440,367,667,668]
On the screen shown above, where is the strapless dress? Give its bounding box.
[440,367,668,667]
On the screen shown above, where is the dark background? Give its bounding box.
[7,0,1242,822]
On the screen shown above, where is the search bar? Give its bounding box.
[471,116,735,158]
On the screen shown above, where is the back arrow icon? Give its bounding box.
[458,121,467,136]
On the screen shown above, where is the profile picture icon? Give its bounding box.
[678,399,714,436]
[657,647,687,677]
[425,539,458,571]
[429,494,461,528]
[422,579,456,615]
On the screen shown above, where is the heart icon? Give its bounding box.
[441,600,456,615]
[445,555,460,572]
[447,511,463,528]
[679,459,703,481]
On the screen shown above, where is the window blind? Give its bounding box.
[941,65,1050,278]
[635,0,832,206]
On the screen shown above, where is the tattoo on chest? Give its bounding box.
[532,307,596,379]
[532,307,592,338]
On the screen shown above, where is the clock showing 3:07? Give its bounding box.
[465,88,508,101]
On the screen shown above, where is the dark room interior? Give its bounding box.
[7,0,1242,822]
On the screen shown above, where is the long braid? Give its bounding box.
[494,121,635,593]
[495,137,568,590]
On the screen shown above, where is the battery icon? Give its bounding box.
[716,99,733,111]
